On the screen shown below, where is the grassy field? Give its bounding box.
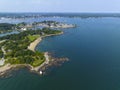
[27,35,40,42]
[32,59,45,67]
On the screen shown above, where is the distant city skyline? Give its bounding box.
[0,0,120,13]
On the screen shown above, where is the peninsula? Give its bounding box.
[0,28,66,76]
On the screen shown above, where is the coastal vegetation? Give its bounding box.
[0,50,3,58]
[0,28,62,67]
[0,23,16,34]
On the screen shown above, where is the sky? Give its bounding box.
[0,0,120,13]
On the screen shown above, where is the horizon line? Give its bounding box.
[0,12,120,14]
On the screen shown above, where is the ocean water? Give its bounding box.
[1,15,120,90]
[0,31,19,37]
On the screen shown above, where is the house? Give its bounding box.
[21,28,27,31]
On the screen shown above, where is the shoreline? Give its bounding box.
[28,37,42,52]
[28,31,63,52]
[0,31,64,76]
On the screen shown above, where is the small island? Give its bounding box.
[0,28,68,76]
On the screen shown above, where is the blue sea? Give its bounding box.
[1,13,120,90]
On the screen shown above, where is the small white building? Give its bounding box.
[40,71,43,75]
[21,28,27,31]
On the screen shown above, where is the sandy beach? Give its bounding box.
[28,37,42,52]
[28,31,63,52]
